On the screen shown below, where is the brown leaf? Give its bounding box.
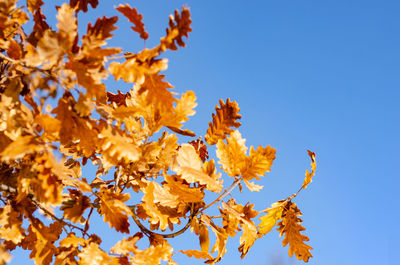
[205,99,241,145]
[7,39,21,60]
[160,7,192,51]
[116,4,148,40]
[27,0,44,13]
[70,0,98,13]
[189,138,209,162]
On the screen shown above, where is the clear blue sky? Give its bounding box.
[10,0,399,264]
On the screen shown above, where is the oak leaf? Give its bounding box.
[216,130,247,177]
[277,202,313,262]
[160,7,192,51]
[174,143,223,193]
[98,187,132,233]
[205,99,241,145]
[61,189,91,223]
[116,4,149,40]
[70,0,98,13]
[258,201,284,235]
[241,145,276,181]
[78,242,120,265]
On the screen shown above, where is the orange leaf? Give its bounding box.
[174,144,223,193]
[179,250,213,260]
[98,188,132,233]
[277,202,313,262]
[116,4,148,40]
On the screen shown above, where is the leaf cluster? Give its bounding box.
[0,1,317,264]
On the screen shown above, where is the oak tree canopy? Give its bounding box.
[0,1,317,264]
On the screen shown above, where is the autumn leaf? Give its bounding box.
[70,0,98,13]
[0,135,44,162]
[131,240,173,265]
[98,187,132,233]
[241,145,276,181]
[79,242,120,265]
[277,202,313,262]
[160,7,192,51]
[61,189,91,223]
[303,150,316,189]
[174,143,223,193]
[0,205,25,244]
[180,249,213,260]
[205,99,241,145]
[140,182,170,231]
[216,130,247,177]
[116,4,149,40]
[258,201,285,235]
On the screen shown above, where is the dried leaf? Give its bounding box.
[241,145,276,181]
[277,202,313,262]
[258,201,284,235]
[174,144,223,193]
[70,0,98,13]
[116,4,148,40]
[216,130,247,177]
[205,99,241,145]
[179,250,213,260]
[160,7,192,51]
[302,150,316,189]
[98,188,132,233]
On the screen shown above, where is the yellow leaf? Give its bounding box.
[174,144,223,193]
[277,202,313,262]
[302,150,317,189]
[216,130,247,177]
[258,202,284,235]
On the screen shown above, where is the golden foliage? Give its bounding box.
[0,1,317,264]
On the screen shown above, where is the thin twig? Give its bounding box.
[199,178,241,213]
[31,199,89,237]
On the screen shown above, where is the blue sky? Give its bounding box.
[10,0,399,264]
